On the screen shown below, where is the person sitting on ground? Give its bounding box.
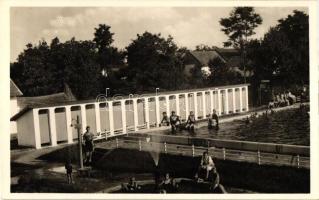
[121,177,141,193]
[169,111,181,134]
[283,92,290,106]
[159,173,177,193]
[287,91,296,105]
[160,112,170,126]
[279,93,287,106]
[83,126,94,164]
[195,151,215,181]
[185,111,196,132]
[65,160,73,184]
[276,94,283,107]
[268,95,277,109]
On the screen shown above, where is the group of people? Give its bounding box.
[268,91,296,109]
[64,126,95,184]
[195,151,222,192]
[160,109,219,134]
[121,151,222,193]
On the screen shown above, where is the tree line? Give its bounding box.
[11,8,309,103]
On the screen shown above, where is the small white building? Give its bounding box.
[11,84,250,149]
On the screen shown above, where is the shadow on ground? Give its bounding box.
[28,146,310,193]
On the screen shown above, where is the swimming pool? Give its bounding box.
[159,106,310,146]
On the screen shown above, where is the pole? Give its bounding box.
[192,145,195,157]
[77,115,84,169]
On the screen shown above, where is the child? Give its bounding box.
[65,161,73,184]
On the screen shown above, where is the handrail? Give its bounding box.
[95,138,309,169]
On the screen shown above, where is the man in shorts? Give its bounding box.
[169,111,181,134]
[83,126,94,164]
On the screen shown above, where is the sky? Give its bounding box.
[10,7,308,62]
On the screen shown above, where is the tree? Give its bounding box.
[245,10,309,104]
[93,24,124,68]
[11,40,58,96]
[11,37,102,99]
[247,10,308,87]
[62,38,101,99]
[208,57,241,86]
[220,7,262,82]
[126,32,185,92]
[93,24,125,95]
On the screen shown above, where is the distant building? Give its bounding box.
[10,80,76,136]
[183,48,253,78]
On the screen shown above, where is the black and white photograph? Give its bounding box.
[1,0,318,198]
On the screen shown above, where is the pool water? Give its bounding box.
[162,106,310,146]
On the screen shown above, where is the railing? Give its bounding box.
[96,137,310,169]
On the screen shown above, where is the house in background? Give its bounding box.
[183,50,226,77]
[10,80,76,137]
[183,48,253,78]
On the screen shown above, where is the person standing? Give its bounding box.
[65,160,73,184]
[83,126,94,164]
[212,109,219,130]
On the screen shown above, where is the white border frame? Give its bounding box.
[0,0,318,199]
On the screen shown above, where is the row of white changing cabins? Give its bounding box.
[14,84,249,149]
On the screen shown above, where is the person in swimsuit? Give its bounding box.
[159,173,177,193]
[212,109,219,130]
[160,112,170,126]
[185,111,196,132]
[169,111,180,134]
[65,160,73,184]
[83,126,94,164]
[122,177,141,193]
[195,151,215,181]
[208,114,213,129]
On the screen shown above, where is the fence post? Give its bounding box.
[192,145,195,157]
[116,138,119,148]
[223,148,226,160]
[164,142,167,154]
[139,139,142,151]
[257,150,261,165]
[297,155,300,168]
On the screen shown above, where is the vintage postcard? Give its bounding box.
[0,0,318,199]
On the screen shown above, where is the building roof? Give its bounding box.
[10,79,23,97]
[11,83,250,121]
[18,92,76,108]
[189,51,226,66]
